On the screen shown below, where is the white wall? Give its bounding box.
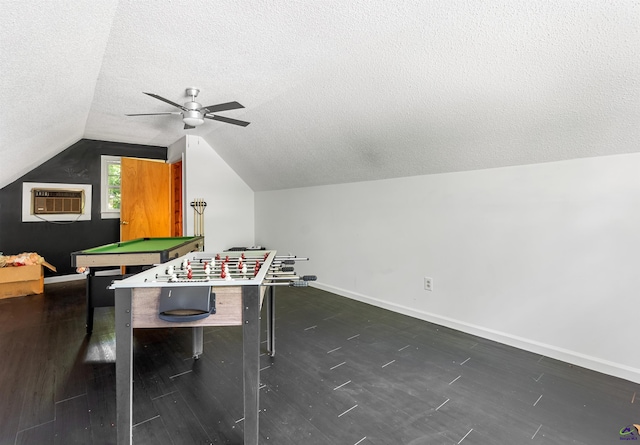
[167,137,185,164]
[170,135,254,252]
[256,152,640,383]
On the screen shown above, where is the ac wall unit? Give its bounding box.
[32,189,84,215]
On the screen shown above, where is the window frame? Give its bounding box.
[100,155,122,219]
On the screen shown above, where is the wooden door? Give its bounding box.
[171,161,183,237]
[120,157,172,241]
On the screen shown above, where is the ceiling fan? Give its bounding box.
[126,88,250,129]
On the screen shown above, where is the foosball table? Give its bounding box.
[109,249,315,445]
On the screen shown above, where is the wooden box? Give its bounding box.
[0,263,56,299]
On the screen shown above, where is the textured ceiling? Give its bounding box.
[1,0,639,191]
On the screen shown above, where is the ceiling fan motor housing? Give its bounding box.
[185,101,201,110]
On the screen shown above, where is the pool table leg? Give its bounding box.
[86,272,94,335]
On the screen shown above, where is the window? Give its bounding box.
[101,156,121,218]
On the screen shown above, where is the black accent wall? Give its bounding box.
[0,139,167,276]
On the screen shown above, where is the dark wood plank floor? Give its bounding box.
[1,280,639,444]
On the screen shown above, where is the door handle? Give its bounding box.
[121,220,129,225]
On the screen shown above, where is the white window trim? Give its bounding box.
[101,155,121,219]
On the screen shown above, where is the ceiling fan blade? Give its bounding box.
[143,92,187,111]
[204,114,250,127]
[126,112,181,116]
[184,124,196,130]
[201,101,244,113]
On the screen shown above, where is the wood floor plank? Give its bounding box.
[257,388,318,445]
[0,326,40,445]
[169,358,244,443]
[260,353,369,442]
[132,415,173,445]
[131,364,162,427]
[151,391,212,445]
[53,394,92,445]
[17,317,57,431]
[14,420,55,445]
[133,328,189,398]
[53,319,90,403]
[86,366,117,445]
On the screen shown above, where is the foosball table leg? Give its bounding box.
[192,326,204,359]
[243,285,261,445]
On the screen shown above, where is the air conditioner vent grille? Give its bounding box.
[32,189,84,215]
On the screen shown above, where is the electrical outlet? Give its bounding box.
[424,277,433,291]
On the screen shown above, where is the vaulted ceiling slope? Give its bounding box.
[1,1,639,191]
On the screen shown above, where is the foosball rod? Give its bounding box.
[264,275,317,281]
[190,257,306,265]
[159,271,314,282]
[264,280,311,287]
[166,265,296,276]
[171,261,282,271]
[147,278,313,286]
[274,255,309,261]
[162,271,301,279]
[148,275,315,284]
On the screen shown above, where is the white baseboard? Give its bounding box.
[45,274,86,284]
[312,282,640,384]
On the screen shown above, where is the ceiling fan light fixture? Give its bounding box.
[183,110,204,127]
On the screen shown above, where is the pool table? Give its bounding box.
[71,236,204,334]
